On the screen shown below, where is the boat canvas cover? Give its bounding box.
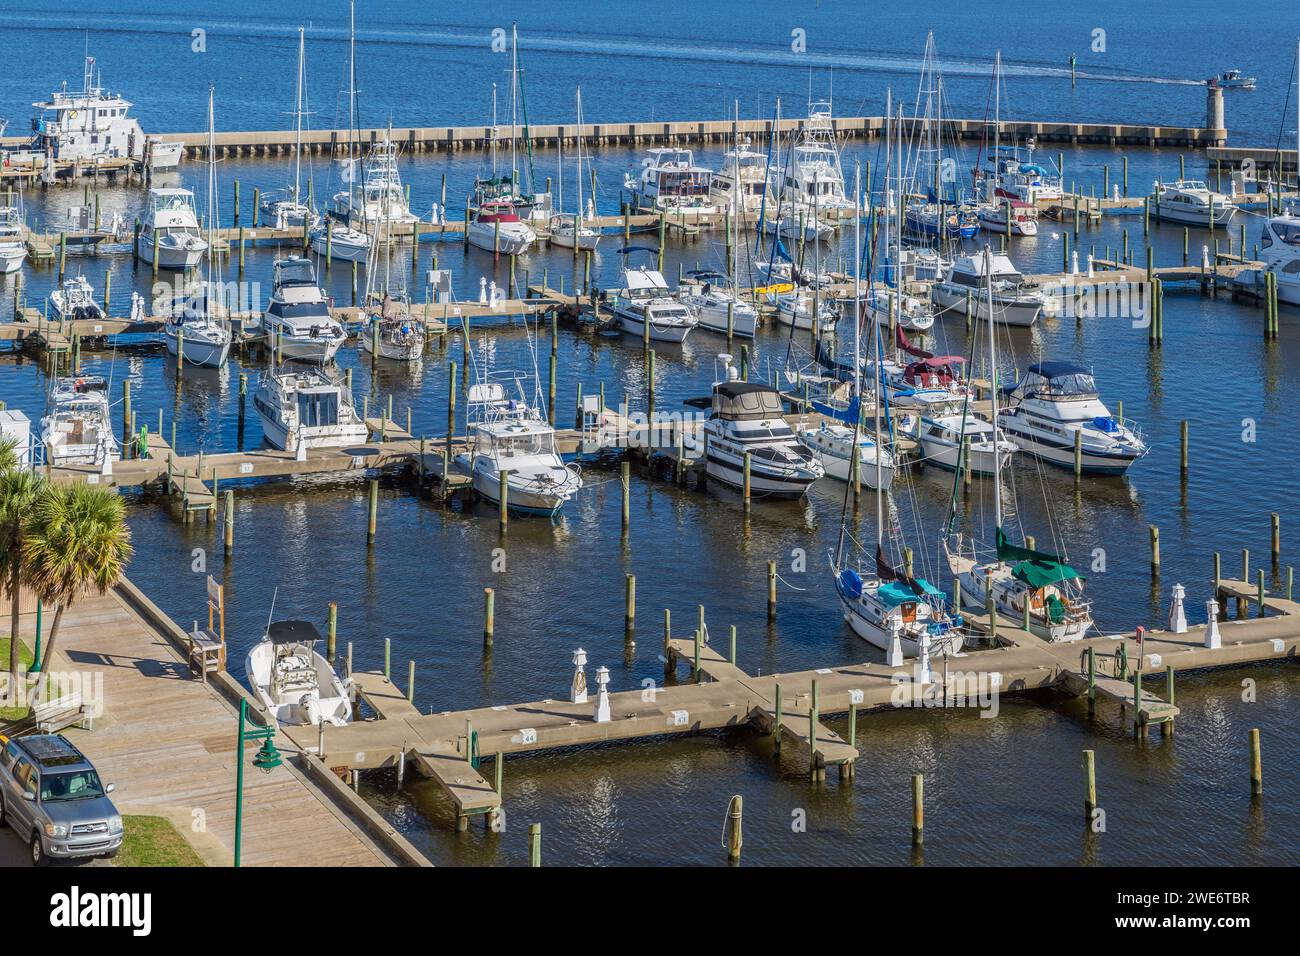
[266,619,323,645]
[995,527,1081,588]
[895,325,933,360]
[713,381,783,420]
[876,545,945,602]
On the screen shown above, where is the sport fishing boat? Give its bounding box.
[709,139,771,214]
[918,412,1017,476]
[686,355,823,498]
[1151,180,1238,228]
[675,271,757,338]
[1256,209,1300,305]
[252,365,367,450]
[931,251,1044,327]
[997,362,1147,475]
[245,619,351,727]
[1213,69,1256,90]
[259,27,318,231]
[456,374,583,516]
[166,87,231,370]
[612,260,698,343]
[775,101,854,214]
[49,275,105,323]
[139,187,207,270]
[467,199,536,255]
[262,256,346,363]
[625,147,718,216]
[26,56,148,166]
[0,205,26,274]
[39,375,119,467]
[943,249,1093,643]
[330,136,417,229]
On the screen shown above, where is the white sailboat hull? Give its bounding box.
[166,330,230,368]
[932,284,1041,327]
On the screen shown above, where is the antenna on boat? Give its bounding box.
[264,587,280,637]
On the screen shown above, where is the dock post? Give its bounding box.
[224,490,234,557]
[407,660,415,704]
[624,574,636,641]
[1249,728,1263,795]
[483,588,495,647]
[692,627,702,683]
[1149,525,1160,575]
[729,625,736,665]
[767,560,777,620]
[384,638,391,680]
[620,460,630,532]
[1179,421,1188,475]
[499,470,509,533]
[122,380,132,459]
[1213,551,1221,599]
[327,602,337,663]
[742,451,751,509]
[810,679,822,782]
[1087,646,1096,716]
[528,823,542,866]
[367,478,378,543]
[1271,513,1280,566]
[1132,648,1144,738]
[1073,429,1082,480]
[663,609,672,675]
[490,751,504,831]
[725,795,743,862]
[911,773,924,846]
[1083,750,1097,819]
[646,349,655,417]
[985,575,998,640]
[1257,569,1265,618]
[772,683,784,756]
[1164,665,1175,737]
[1240,549,1249,616]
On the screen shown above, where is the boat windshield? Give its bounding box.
[276,259,317,286]
[1028,372,1097,398]
[480,430,555,457]
[296,390,340,427]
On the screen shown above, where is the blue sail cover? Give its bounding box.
[811,395,861,425]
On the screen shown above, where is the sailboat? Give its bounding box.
[874,98,939,335]
[311,1,371,265]
[904,34,978,241]
[797,165,895,490]
[829,175,961,657]
[974,52,1041,237]
[943,249,1092,643]
[550,87,600,250]
[468,83,537,254]
[261,27,318,231]
[165,86,231,369]
[360,184,425,362]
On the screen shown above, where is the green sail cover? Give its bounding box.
[1011,559,1082,589]
[995,526,1065,565]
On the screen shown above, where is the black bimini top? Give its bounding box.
[266,619,323,645]
[715,381,776,399]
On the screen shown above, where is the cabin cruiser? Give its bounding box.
[456,378,583,515]
[772,290,837,333]
[918,412,1017,476]
[625,147,717,215]
[985,144,1063,204]
[40,375,119,466]
[329,137,417,229]
[262,256,346,363]
[675,271,757,338]
[776,102,854,214]
[871,335,970,413]
[310,221,370,264]
[997,362,1147,475]
[360,293,425,361]
[686,356,823,497]
[946,530,1093,642]
[26,57,147,165]
[252,365,367,450]
[1256,210,1300,305]
[166,283,230,368]
[468,200,536,255]
[49,275,105,323]
[0,206,26,274]
[709,141,771,214]
[1213,69,1256,90]
[977,198,1039,236]
[797,418,895,489]
[612,265,698,343]
[246,619,351,727]
[1152,180,1238,228]
[139,188,207,270]
[866,286,935,333]
[931,252,1044,327]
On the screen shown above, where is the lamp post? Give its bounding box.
[234,698,282,867]
[31,602,42,673]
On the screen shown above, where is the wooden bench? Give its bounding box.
[187,625,226,682]
[33,691,92,734]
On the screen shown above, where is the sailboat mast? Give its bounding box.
[294,27,305,204]
[732,99,740,279]
[576,87,583,224]
[993,50,1000,201]
[207,86,216,294]
[986,245,1002,531]
[347,1,357,209]
[510,23,518,190]
[884,88,891,284]
[491,85,498,177]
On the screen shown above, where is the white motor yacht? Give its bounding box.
[686,356,823,498]
[1152,180,1238,228]
[709,140,771,214]
[40,375,120,467]
[245,619,351,727]
[262,256,345,363]
[997,362,1147,475]
[311,222,370,264]
[625,147,718,216]
[1255,210,1300,305]
[931,252,1044,327]
[252,365,367,451]
[798,418,895,489]
[612,265,697,343]
[455,379,583,515]
[0,206,26,274]
[467,200,536,255]
[49,275,105,323]
[772,290,837,333]
[675,271,757,338]
[139,187,208,270]
[330,137,417,228]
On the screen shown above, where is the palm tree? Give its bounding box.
[22,484,132,690]
[0,468,46,704]
[0,436,19,473]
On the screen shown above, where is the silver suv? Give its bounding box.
[0,734,123,866]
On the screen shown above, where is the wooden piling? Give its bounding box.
[767,560,777,619]
[223,490,234,556]
[367,478,378,543]
[1250,728,1262,795]
[725,795,743,862]
[483,588,495,646]
[528,823,542,866]
[327,602,337,663]
[1083,749,1097,819]
[1150,525,1160,575]
[624,574,636,639]
[911,773,924,846]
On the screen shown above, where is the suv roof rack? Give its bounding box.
[18,734,85,767]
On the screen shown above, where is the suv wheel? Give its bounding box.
[30,834,47,867]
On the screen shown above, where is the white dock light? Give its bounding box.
[593,666,611,723]
[478,276,488,304]
[1168,583,1188,634]
[570,647,588,704]
[1205,599,1222,649]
